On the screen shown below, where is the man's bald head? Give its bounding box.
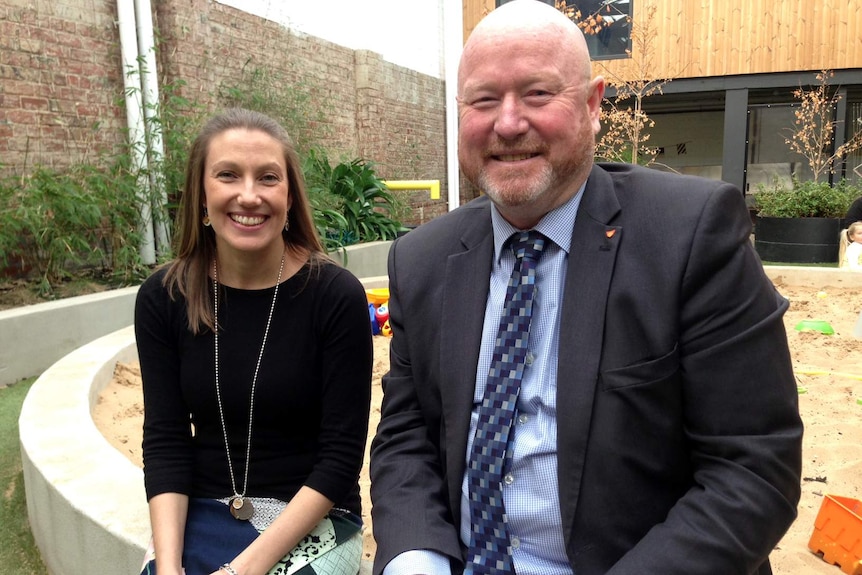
[459,0,592,92]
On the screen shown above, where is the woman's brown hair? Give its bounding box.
[163,108,327,333]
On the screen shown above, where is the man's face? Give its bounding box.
[457,27,603,227]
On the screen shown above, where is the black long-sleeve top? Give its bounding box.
[135,261,373,515]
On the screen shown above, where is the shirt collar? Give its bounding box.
[490,182,586,264]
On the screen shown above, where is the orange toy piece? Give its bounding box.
[808,495,862,575]
[381,320,392,337]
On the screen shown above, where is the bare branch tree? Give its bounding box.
[786,70,862,182]
[558,2,669,165]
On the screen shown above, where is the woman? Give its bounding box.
[136,108,373,575]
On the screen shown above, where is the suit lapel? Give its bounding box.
[440,204,494,521]
[557,166,621,547]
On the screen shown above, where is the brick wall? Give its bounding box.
[355,50,450,224]
[0,0,126,169]
[0,0,449,225]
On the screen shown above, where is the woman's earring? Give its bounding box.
[284,216,290,232]
[202,208,211,227]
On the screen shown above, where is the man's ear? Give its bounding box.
[587,76,606,134]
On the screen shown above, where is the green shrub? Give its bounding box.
[302,148,404,251]
[754,177,860,218]
[0,75,199,294]
[0,160,150,295]
[81,159,151,283]
[0,167,104,293]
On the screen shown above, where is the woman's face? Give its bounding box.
[202,128,291,261]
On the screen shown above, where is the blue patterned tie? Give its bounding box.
[466,230,546,575]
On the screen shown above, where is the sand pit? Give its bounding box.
[94,283,862,573]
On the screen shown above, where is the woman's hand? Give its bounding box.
[224,487,334,575]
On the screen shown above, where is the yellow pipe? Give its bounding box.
[383,179,441,200]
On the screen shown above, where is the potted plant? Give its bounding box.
[754,178,859,263]
[754,71,862,263]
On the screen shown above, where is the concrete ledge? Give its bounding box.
[18,326,149,575]
[0,286,140,387]
[332,240,392,279]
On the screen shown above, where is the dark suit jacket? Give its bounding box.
[370,163,803,575]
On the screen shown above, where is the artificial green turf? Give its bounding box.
[0,378,49,574]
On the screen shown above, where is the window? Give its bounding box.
[747,104,813,192]
[497,0,633,60]
[846,101,862,185]
[645,110,725,180]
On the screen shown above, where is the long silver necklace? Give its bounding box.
[213,251,285,520]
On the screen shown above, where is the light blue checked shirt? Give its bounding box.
[384,186,583,575]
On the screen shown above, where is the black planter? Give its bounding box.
[754,217,842,264]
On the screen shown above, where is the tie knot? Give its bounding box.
[511,230,546,262]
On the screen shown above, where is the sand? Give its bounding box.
[94,284,862,573]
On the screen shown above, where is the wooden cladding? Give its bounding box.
[463,0,496,43]
[463,0,862,81]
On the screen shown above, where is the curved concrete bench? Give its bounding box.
[0,286,140,388]
[19,326,148,575]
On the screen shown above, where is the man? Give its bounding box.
[369,1,803,574]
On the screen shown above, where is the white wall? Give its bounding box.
[216,0,445,78]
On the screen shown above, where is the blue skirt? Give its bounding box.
[140,498,363,575]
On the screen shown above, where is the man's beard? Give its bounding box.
[477,162,555,208]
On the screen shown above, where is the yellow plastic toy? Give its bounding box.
[365,288,389,306]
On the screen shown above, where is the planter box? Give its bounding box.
[754,216,842,264]
[808,494,862,575]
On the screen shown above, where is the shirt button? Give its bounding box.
[504,473,514,485]
[518,414,529,424]
[510,537,520,549]
[525,352,534,366]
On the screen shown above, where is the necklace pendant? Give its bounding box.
[229,496,254,520]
